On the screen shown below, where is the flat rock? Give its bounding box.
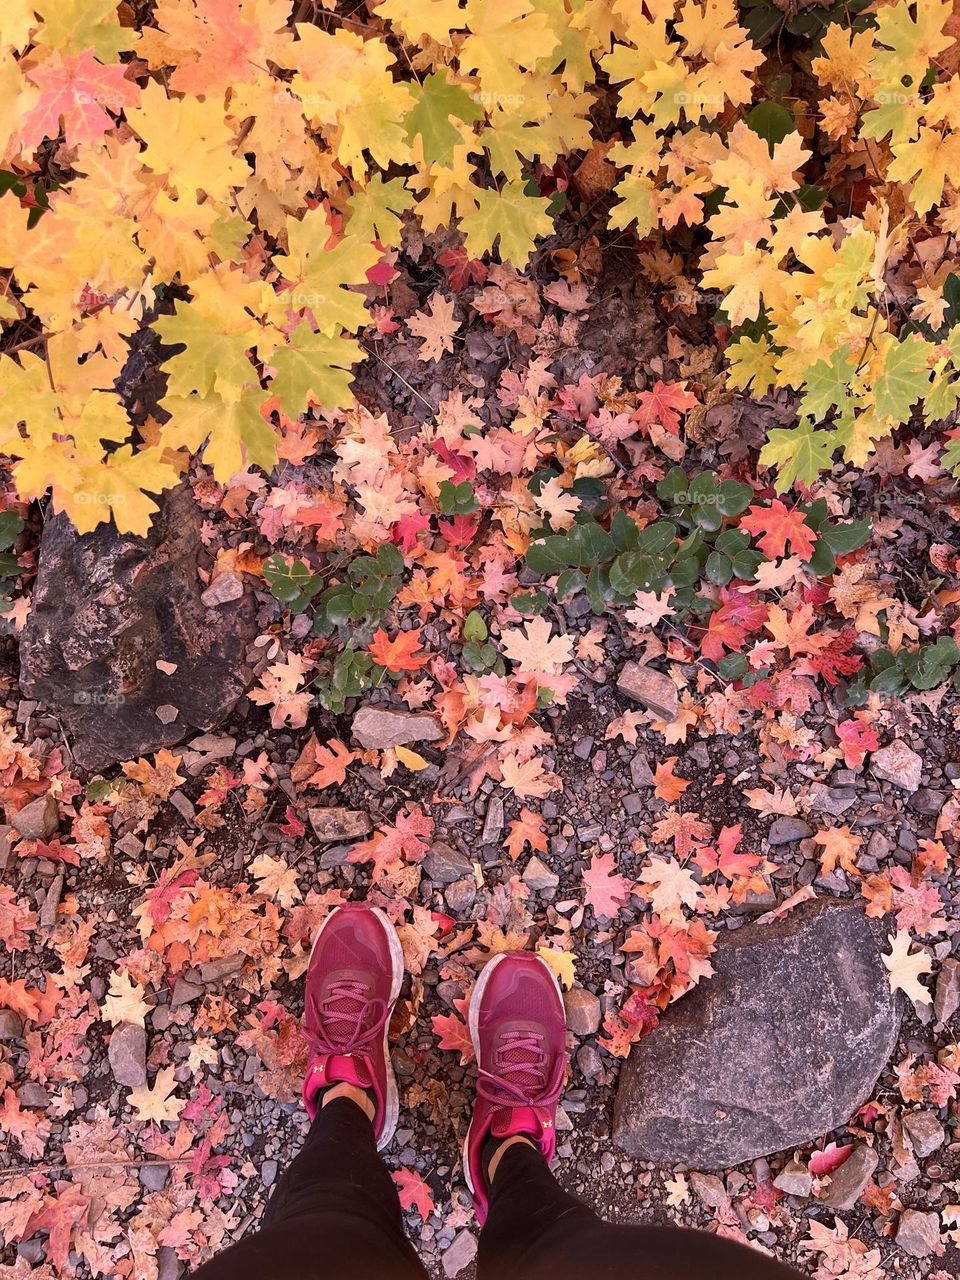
[823,1143,878,1209]
[0,1009,23,1040]
[902,1109,944,1158]
[871,740,923,792]
[772,1159,812,1198]
[442,1229,477,1278]
[613,901,901,1169]
[522,856,559,892]
[895,1209,942,1258]
[11,793,58,841]
[423,841,473,885]
[19,485,257,769]
[108,1022,147,1087]
[934,956,960,1025]
[563,987,601,1037]
[308,807,372,843]
[767,817,813,846]
[807,784,858,817]
[616,663,678,721]
[351,705,443,750]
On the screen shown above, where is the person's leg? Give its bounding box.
[191,904,426,1280]
[477,1137,803,1280]
[192,1091,427,1280]
[461,951,801,1280]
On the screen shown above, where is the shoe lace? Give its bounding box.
[306,978,389,1057]
[477,1030,564,1109]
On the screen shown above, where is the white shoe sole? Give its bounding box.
[308,905,405,1151]
[462,952,564,1195]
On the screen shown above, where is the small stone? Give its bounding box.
[261,1159,279,1188]
[423,841,473,885]
[170,977,203,1008]
[824,1143,878,1209]
[563,987,601,1037]
[11,792,59,841]
[767,817,813,846]
[442,1229,477,1277]
[351,705,442,750]
[808,784,859,817]
[934,957,960,1026]
[616,663,678,722]
[522,856,559,893]
[576,1043,603,1080]
[140,1162,170,1192]
[156,1244,182,1280]
[773,1159,812,1198]
[200,572,244,607]
[572,736,594,760]
[39,871,63,930]
[871,740,923,792]
[155,705,179,724]
[481,795,504,844]
[630,753,654,787]
[169,791,196,824]
[690,1172,727,1209]
[17,1083,49,1108]
[108,1022,147,1087]
[0,1008,23,1040]
[308,807,373,843]
[198,954,245,985]
[895,1208,942,1258]
[444,878,477,914]
[116,833,145,858]
[902,1110,945,1158]
[910,788,946,815]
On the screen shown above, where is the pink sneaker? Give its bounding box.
[464,953,567,1224]
[302,904,404,1150]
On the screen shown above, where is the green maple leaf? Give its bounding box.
[459,181,553,265]
[759,421,838,491]
[268,325,362,416]
[873,332,932,423]
[161,394,278,480]
[275,216,381,337]
[404,71,483,165]
[345,175,413,249]
[798,345,856,418]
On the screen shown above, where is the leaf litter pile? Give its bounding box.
[2,1,960,1279]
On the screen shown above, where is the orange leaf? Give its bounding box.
[392,1166,435,1220]
[740,500,816,560]
[367,627,431,673]
[305,738,357,789]
[814,825,862,877]
[503,806,548,861]
[652,756,690,803]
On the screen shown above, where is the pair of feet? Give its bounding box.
[302,905,566,1224]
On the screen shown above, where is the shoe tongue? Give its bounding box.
[325,1054,374,1090]
[491,1106,542,1140]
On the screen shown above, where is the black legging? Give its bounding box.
[191,1097,803,1279]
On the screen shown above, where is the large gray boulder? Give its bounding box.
[613,900,901,1169]
[19,485,256,769]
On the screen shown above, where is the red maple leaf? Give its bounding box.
[367,627,431,673]
[438,244,487,291]
[392,1166,435,1220]
[632,379,697,435]
[740,500,816,560]
[835,717,879,767]
[699,591,768,662]
[582,852,632,919]
[431,1004,474,1064]
[693,824,762,881]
